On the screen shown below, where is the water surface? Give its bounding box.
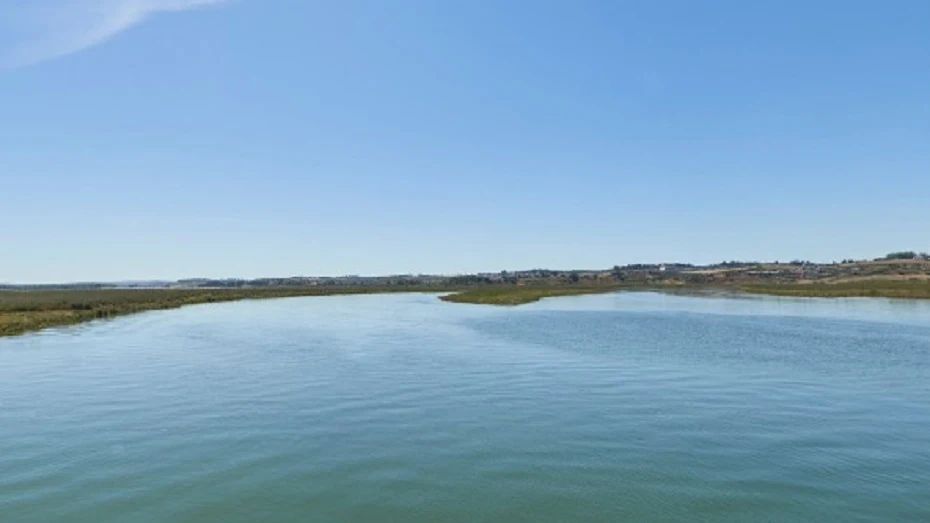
[2,292,929,522]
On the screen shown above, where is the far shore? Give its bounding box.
[441,281,930,306]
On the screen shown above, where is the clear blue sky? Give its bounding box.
[2,0,928,283]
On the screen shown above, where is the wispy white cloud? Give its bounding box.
[0,0,232,68]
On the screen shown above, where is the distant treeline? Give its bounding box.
[883,251,929,260]
[3,251,928,291]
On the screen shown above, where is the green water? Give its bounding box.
[1,292,929,522]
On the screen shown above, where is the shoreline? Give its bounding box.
[0,286,456,338]
[740,281,930,300]
[3,281,930,337]
[439,280,930,305]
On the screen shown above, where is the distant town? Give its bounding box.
[3,251,928,290]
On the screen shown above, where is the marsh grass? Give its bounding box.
[742,280,930,299]
[0,286,453,337]
[439,285,628,305]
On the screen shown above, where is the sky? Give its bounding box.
[1,0,929,283]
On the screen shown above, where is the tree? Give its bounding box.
[885,251,917,260]
[611,265,625,281]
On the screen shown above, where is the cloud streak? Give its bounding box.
[0,0,231,68]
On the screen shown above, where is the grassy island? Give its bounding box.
[439,285,629,305]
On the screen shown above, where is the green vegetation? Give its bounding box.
[439,285,629,305]
[0,286,454,337]
[742,280,930,299]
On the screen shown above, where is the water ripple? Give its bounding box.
[1,292,929,522]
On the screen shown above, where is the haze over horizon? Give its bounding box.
[3,1,929,284]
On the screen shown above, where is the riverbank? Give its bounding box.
[742,280,930,299]
[440,279,930,305]
[5,279,930,337]
[0,286,455,337]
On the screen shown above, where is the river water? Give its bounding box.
[1,292,928,522]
